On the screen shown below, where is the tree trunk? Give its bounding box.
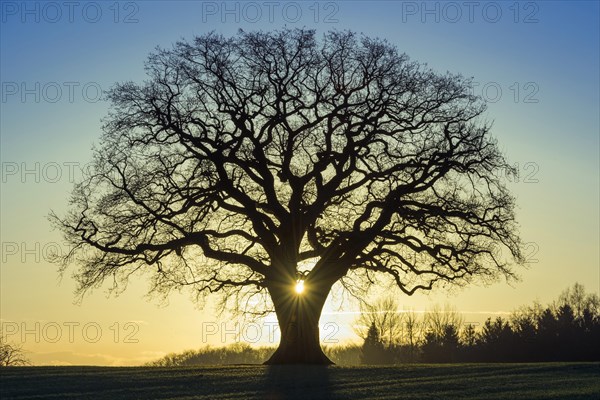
[263,281,334,365]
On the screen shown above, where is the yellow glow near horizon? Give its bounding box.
[295,280,305,294]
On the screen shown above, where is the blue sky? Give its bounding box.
[1,1,598,365]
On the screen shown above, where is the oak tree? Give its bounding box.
[52,29,523,364]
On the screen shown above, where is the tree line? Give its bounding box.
[358,283,600,364]
[146,343,275,366]
[146,282,598,366]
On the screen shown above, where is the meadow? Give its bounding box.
[1,363,598,399]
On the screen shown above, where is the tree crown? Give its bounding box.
[52,28,523,310]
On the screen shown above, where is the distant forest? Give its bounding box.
[148,283,599,366]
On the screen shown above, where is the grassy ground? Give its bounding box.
[1,363,598,399]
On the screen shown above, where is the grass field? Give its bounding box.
[1,363,598,399]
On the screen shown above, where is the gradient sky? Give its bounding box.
[1,1,598,365]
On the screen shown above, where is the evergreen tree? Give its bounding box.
[361,322,386,364]
[480,317,513,361]
[441,324,460,362]
[421,331,442,363]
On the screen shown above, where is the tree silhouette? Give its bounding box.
[361,322,386,364]
[536,308,559,361]
[0,336,30,367]
[510,309,537,361]
[51,28,524,364]
[355,296,403,347]
[461,324,477,348]
[479,317,513,362]
[460,323,478,362]
[422,320,460,363]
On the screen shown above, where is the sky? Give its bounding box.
[1,1,598,366]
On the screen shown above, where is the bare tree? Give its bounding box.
[0,336,30,367]
[403,310,425,350]
[424,304,464,339]
[355,296,403,347]
[557,282,600,320]
[51,28,524,364]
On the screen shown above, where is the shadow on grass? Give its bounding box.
[262,365,334,400]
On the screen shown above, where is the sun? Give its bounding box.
[294,280,305,294]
